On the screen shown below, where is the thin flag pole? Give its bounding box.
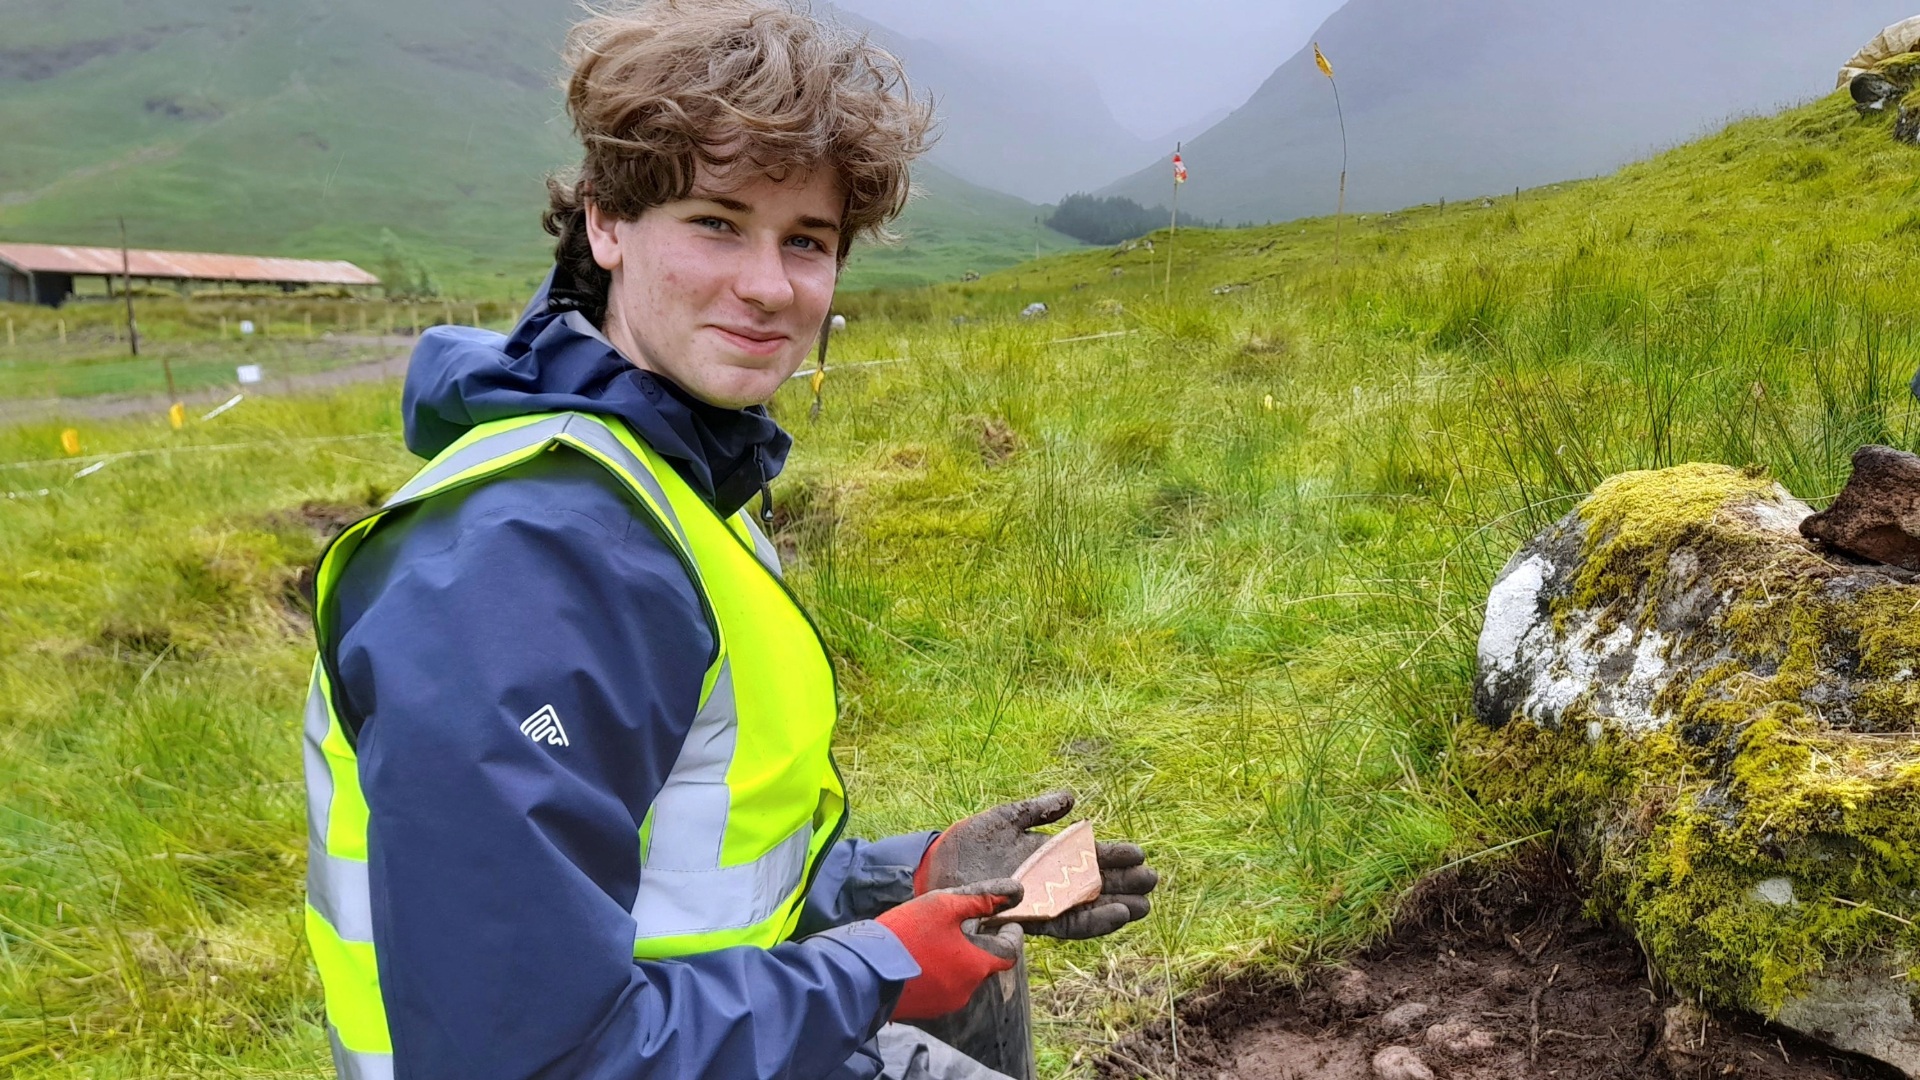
[808,313,832,425]
[1315,43,1348,266]
[1165,142,1183,304]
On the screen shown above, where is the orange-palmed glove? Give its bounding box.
[917,790,1158,940]
[874,879,1024,1020]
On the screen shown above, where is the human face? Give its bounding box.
[585,163,843,409]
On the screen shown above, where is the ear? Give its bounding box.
[584,201,623,272]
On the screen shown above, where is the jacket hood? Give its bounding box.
[401,271,793,516]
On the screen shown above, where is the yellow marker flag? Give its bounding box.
[168,402,186,430]
[1314,42,1334,79]
[60,429,80,456]
[810,368,825,395]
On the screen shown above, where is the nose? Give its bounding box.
[733,235,795,312]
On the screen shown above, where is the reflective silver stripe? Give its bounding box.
[551,416,692,552]
[638,662,737,870]
[330,1029,394,1080]
[384,414,576,504]
[383,414,694,557]
[305,669,374,944]
[629,659,811,940]
[740,514,783,578]
[309,841,375,943]
[631,825,813,938]
[303,676,334,848]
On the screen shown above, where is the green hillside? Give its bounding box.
[11,85,1920,1079]
[0,0,1076,294]
[844,165,1080,289]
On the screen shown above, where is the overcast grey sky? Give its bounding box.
[832,0,1348,139]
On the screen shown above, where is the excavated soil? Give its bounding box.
[1104,854,1901,1080]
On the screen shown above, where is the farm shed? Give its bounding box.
[0,242,380,307]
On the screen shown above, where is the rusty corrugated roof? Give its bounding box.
[0,242,380,286]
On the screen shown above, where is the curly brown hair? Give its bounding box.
[543,0,935,319]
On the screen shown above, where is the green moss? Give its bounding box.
[1570,462,1775,615]
[1470,463,1920,1015]
[1874,52,1920,82]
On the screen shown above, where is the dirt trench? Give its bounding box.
[1104,854,1901,1080]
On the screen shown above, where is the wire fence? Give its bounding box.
[0,324,1148,497]
[0,297,524,402]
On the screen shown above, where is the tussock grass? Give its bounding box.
[7,89,1920,1075]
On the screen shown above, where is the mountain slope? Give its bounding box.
[0,0,577,292]
[846,164,1080,289]
[0,0,1073,293]
[1101,0,1920,224]
[830,7,1153,203]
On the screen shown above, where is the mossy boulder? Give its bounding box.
[1470,462,1920,1074]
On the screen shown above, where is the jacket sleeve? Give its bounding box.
[330,454,917,1080]
[797,833,939,935]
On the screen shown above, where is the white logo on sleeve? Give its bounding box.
[519,704,570,747]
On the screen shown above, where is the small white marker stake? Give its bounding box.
[202,394,245,421]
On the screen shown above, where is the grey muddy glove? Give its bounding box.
[915,789,1158,940]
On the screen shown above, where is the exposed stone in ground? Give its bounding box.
[1469,462,1920,1076]
[1844,51,1920,145]
[1101,854,1898,1079]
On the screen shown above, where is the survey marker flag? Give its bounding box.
[1314,41,1349,263]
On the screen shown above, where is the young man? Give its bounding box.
[300,2,1156,1079]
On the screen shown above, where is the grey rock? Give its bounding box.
[1853,71,1903,111]
[1778,972,1920,1075]
[1376,1001,1432,1033]
[1472,464,1920,1076]
[1898,105,1920,145]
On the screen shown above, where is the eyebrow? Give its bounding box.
[693,195,842,234]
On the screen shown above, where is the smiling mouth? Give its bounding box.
[710,326,790,354]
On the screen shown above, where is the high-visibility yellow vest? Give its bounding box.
[302,412,846,1080]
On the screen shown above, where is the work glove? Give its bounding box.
[874,879,1025,1021]
[915,789,1158,940]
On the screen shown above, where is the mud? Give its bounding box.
[262,492,384,619]
[1105,854,1901,1080]
[262,493,383,542]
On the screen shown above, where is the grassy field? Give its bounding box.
[5,88,1920,1077]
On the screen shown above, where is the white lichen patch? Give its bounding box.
[1489,602,1674,733]
[1478,553,1549,675]
[1730,487,1815,536]
[1752,877,1797,907]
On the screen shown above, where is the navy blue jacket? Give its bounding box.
[326,279,938,1080]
